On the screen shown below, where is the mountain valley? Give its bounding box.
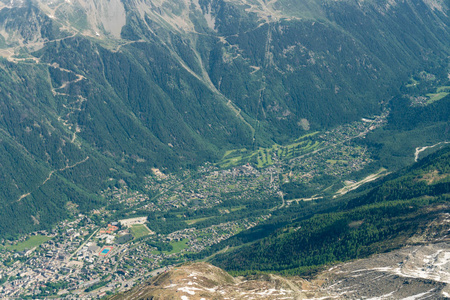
[0,0,449,235]
[0,0,449,298]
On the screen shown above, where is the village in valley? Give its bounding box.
[0,112,388,298]
[0,212,269,298]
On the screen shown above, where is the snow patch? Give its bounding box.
[401,289,435,300]
[177,286,203,295]
[255,288,279,295]
[366,291,395,300]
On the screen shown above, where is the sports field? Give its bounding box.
[130,224,152,239]
[99,246,113,256]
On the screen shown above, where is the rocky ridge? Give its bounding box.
[110,261,322,300]
[111,241,450,300]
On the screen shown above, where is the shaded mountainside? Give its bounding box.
[0,0,449,236]
[209,147,450,275]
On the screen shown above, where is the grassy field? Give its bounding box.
[426,92,449,103]
[326,159,348,165]
[130,224,152,239]
[185,217,213,225]
[406,77,419,87]
[165,239,188,254]
[230,205,246,212]
[218,132,323,168]
[406,77,450,105]
[4,235,51,251]
[436,86,450,93]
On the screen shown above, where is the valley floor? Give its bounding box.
[0,109,447,299]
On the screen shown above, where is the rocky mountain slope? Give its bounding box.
[110,241,450,299]
[0,0,449,236]
[109,261,323,299]
[321,242,450,299]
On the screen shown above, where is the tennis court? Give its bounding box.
[99,246,113,256]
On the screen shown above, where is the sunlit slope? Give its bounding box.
[210,147,450,275]
[0,0,448,237]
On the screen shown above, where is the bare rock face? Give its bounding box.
[319,243,450,299]
[56,0,127,38]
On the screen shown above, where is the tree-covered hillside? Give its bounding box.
[210,147,450,275]
[0,0,449,236]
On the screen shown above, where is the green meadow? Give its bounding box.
[4,235,51,252]
[218,132,323,168]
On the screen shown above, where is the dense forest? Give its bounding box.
[209,147,450,275]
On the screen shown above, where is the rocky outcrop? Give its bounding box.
[110,262,322,299]
[321,243,450,299]
[112,242,450,299]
